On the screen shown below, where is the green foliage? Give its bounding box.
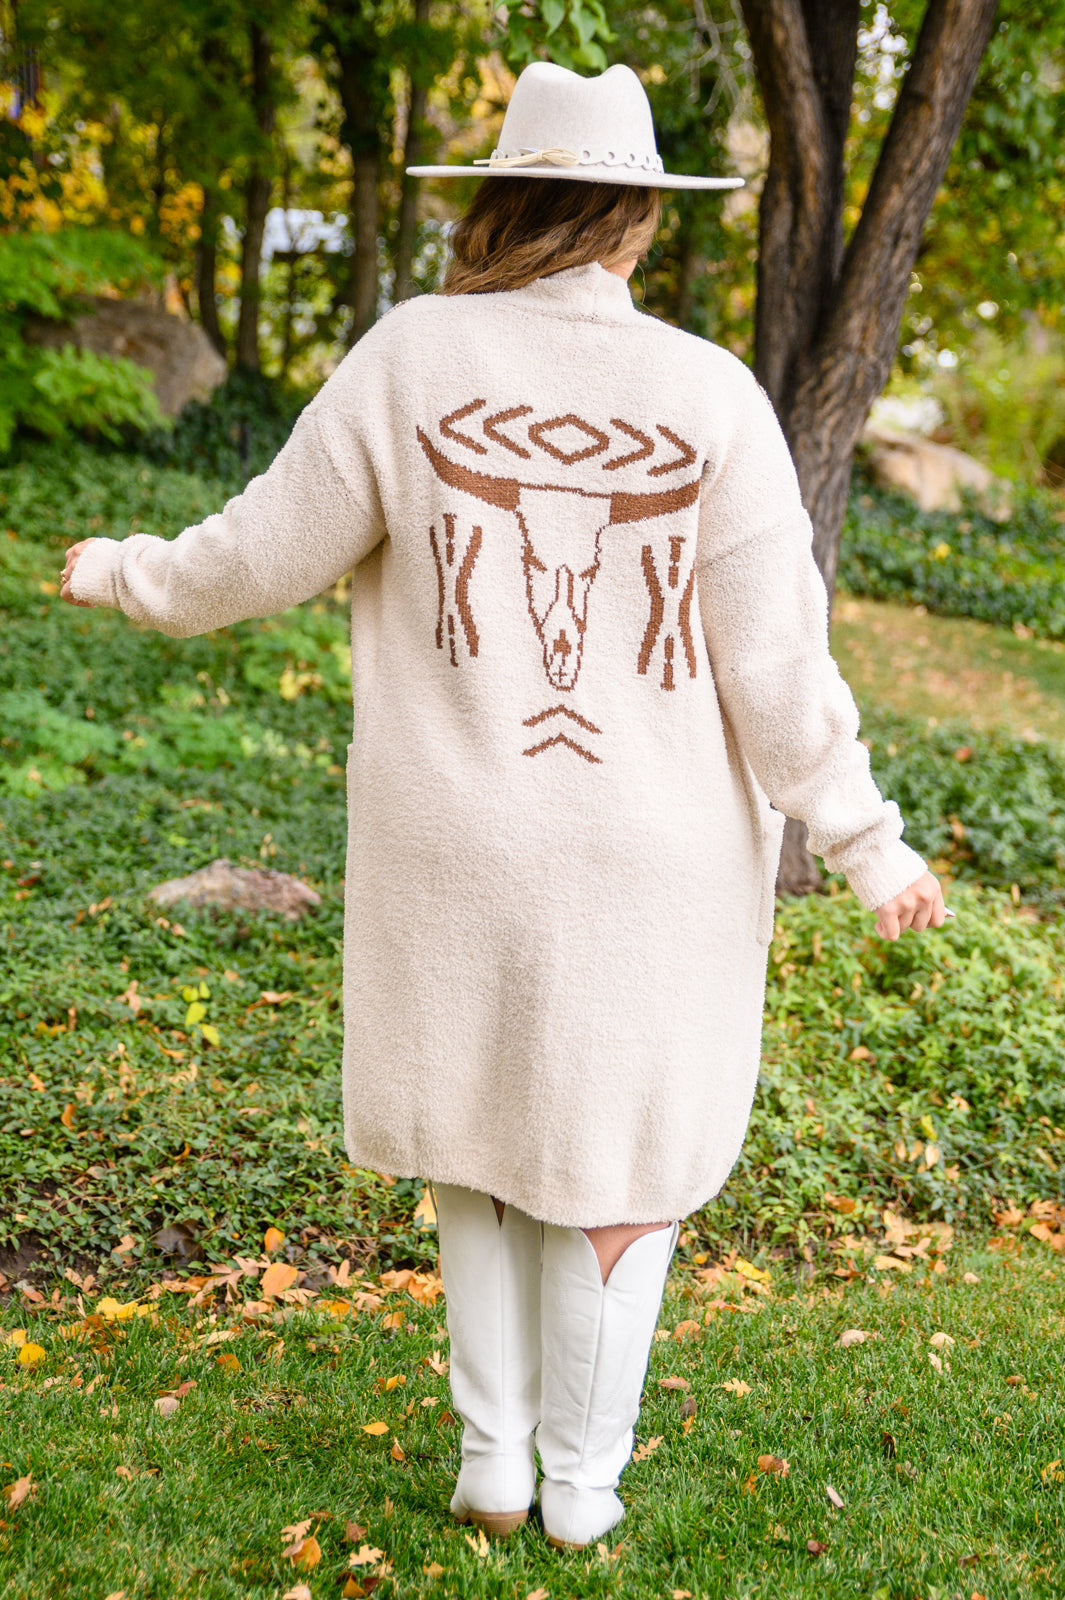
[0,229,168,455]
[711,885,1065,1251]
[135,368,311,488]
[839,475,1065,638]
[927,328,1065,486]
[499,0,616,73]
[1,438,1064,1277]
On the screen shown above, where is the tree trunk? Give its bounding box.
[739,0,1000,896]
[393,0,430,302]
[235,20,276,373]
[195,186,227,359]
[332,36,383,345]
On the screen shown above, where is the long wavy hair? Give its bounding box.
[440,175,661,296]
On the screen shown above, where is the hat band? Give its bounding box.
[473,145,665,175]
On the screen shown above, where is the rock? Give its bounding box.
[148,859,321,921]
[861,424,1012,520]
[22,294,227,417]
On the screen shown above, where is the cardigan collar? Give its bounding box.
[502,261,639,321]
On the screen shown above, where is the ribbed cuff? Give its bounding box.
[844,839,929,912]
[69,537,121,607]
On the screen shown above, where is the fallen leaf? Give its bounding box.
[680,1397,697,1422]
[807,1539,828,1555]
[672,1319,701,1340]
[1005,1374,1025,1386]
[658,1376,690,1391]
[928,1352,945,1374]
[423,1562,444,1578]
[631,1435,663,1462]
[734,1257,771,1282]
[672,1591,693,1598]
[261,1262,299,1298]
[215,1352,241,1374]
[994,1205,1025,1227]
[930,1331,955,1350]
[757,1454,789,1477]
[882,1431,897,1458]
[413,1188,437,1229]
[263,1227,285,1254]
[839,1329,879,1348]
[18,1342,47,1368]
[115,1465,135,1480]
[426,1350,448,1375]
[963,1271,980,1284]
[284,1536,321,1570]
[1041,1459,1065,1485]
[390,1440,406,1462]
[349,1543,385,1567]
[849,1044,875,1061]
[260,990,295,1005]
[282,1587,313,1600]
[361,1421,389,1437]
[825,1484,845,1508]
[384,1374,406,1391]
[873,1254,912,1273]
[3,1475,33,1509]
[526,1590,550,1600]
[342,1583,365,1600]
[465,1527,490,1557]
[154,1396,180,1417]
[720,1378,751,1396]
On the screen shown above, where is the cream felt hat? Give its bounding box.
[407,61,743,191]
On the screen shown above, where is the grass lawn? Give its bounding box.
[832,594,1065,750]
[2,1233,1063,1599]
[2,436,1064,1597]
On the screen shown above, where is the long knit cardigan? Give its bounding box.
[71,262,928,1227]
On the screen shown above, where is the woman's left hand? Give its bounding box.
[873,870,947,940]
[60,540,97,607]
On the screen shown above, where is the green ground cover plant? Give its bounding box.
[2,437,1063,1286]
[2,1236,1063,1599]
[839,475,1065,639]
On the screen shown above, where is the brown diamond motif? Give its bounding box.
[528,413,610,465]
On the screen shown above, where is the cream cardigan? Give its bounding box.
[71,262,927,1227]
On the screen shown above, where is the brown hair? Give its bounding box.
[440,176,661,296]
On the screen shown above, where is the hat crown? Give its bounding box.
[494,62,660,170]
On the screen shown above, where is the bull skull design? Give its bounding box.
[417,426,700,691]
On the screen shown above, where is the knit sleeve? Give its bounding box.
[68,387,387,638]
[695,361,927,912]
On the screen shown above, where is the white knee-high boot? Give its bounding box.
[536,1220,680,1550]
[433,1182,543,1536]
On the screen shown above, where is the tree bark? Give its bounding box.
[393,0,430,303]
[235,19,276,373]
[739,0,1000,896]
[333,38,383,346]
[195,185,227,359]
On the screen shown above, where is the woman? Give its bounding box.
[62,61,946,1553]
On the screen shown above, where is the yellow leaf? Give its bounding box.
[734,1257,771,1282]
[181,986,199,1003]
[215,1352,241,1374]
[873,1254,912,1273]
[929,1331,955,1350]
[199,1024,220,1047]
[18,1343,47,1367]
[1040,1459,1064,1485]
[319,1298,352,1319]
[384,1374,406,1390]
[361,1421,389,1437]
[423,1562,444,1578]
[720,1378,751,1396]
[3,1475,34,1509]
[1,1329,27,1348]
[61,1102,76,1129]
[185,1001,206,1026]
[757,1454,790,1477]
[294,1537,321,1570]
[413,1186,437,1229]
[260,1262,298,1298]
[465,1527,490,1557]
[198,981,210,999]
[382,1310,405,1330]
[631,1435,663,1462]
[263,1226,285,1253]
[839,1329,880,1348]
[349,1543,385,1566]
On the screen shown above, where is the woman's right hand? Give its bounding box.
[60,539,97,607]
[873,870,948,940]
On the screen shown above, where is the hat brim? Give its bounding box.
[405,164,743,191]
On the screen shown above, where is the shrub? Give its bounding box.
[0,229,168,455]
[840,474,1065,639]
